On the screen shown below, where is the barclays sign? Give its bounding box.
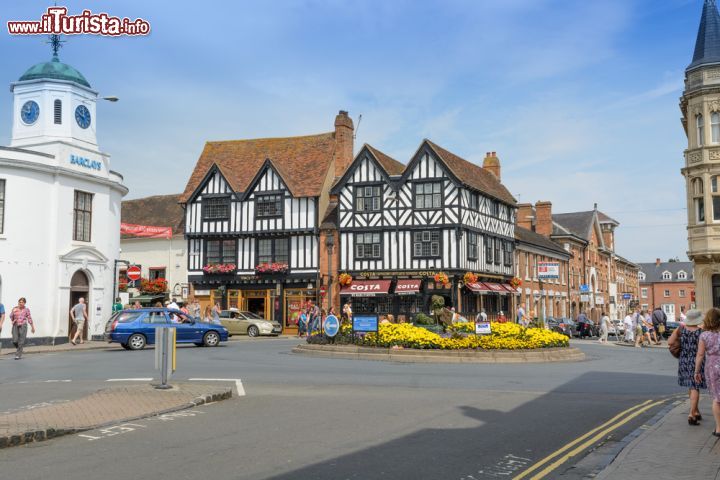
[70,154,102,171]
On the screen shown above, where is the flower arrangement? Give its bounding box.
[463,272,478,285]
[255,262,288,274]
[139,277,168,294]
[510,277,522,289]
[203,263,237,274]
[338,272,353,286]
[434,272,449,287]
[119,279,129,292]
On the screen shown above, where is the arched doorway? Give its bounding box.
[69,270,90,341]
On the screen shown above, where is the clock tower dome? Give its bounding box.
[10,36,98,150]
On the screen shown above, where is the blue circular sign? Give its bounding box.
[323,314,340,337]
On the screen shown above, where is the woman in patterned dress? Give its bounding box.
[673,309,706,425]
[695,308,720,437]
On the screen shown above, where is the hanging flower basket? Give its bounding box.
[139,277,168,294]
[510,277,522,289]
[338,273,353,286]
[255,262,289,274]
[463,272,478,285]
[434,272,450,288]
[203,263,237,274]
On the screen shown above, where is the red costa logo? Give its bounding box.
[350,284,380,291]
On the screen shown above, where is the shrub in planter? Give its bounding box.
[414,313,435,325]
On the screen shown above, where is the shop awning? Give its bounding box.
[502,284,521,294]
[395,279,421,295]
[340,280,392,297]
[466,282,509,294]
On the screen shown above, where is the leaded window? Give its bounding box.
[355,185,381,212]
[494,236,501,264]
[469,192,479,210]
[413,230,440,257]
[73,190,93,242]
[485,236,493,263]
[256,194,283,218]
[355,233,381,258]
[206,239,237,265]
[467,232,478,260]
[503,240,513,266]
[202,196,230,220]
[414,182,442,209]
[257,238,289,264]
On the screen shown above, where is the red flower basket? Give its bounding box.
[338,273,353,286]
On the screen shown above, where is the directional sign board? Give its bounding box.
[127,265,142,282]
[323,314,340,337]
[353,314,379,333]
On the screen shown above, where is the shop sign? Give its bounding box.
[580,294,590,302]
[353,314,379,333]
[538,262,560,279]
[395,279,421,295]
[195,290,210,296]
[358,270,439,278]
[596,296,605,305]
[341,280,391,297]
[70,154,102,171]
[475,321,491,335]
[323,314,340,337]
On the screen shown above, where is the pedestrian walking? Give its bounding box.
[70,297,88,345]
[342,302,352,325]
[695,308,720,437]
[476,309,488,323]
[497,311,507,323]
[203,305,213,323]
[297,309,308,337]
[652,305,667,345]
[212,302,222,324]
[309,302,321,333]
[190,299,201,319]
[634,309,646,347]
[10,297,34,359]
[599,311,609,343]
[670,309,706,425]
[623,312,634,343]
[0,300,5,354]
[641,311,656,346]
[516,305,526,326]
[577,311,591,338]
[112,297,123,314]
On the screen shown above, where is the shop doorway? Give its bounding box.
[68,270,89,341]
[248,297,266,318]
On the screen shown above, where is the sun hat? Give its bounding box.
[684,309,703,326]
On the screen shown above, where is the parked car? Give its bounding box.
[104,308,228,350]
[610,319,625,335]
[546,317,577,338]
[663,320,680,339]
[219,308,282,337]
[576,319,599,338]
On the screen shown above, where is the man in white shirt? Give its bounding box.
[623,313,634,343]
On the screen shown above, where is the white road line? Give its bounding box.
[106,378,153,382]
[187,378,246,396]
[44,379,72,383]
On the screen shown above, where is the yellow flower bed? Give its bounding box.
[353,322,568,350]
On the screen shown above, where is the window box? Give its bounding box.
[203,263,237,274]
[255,262,289,274]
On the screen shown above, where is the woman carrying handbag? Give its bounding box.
[669,309,705,425]
[694,308,720,437]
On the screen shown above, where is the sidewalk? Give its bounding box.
[1,340,112,357]
[597,400,720,479]
[0,382,233,448]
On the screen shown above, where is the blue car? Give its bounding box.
[104,308,229,350]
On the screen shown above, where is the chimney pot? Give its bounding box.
[656,258,661,265]
[334,110,354,178]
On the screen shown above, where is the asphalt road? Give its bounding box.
[0,339,681,479]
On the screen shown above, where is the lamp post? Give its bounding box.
[325,232,335,313]
[113,259,130,302]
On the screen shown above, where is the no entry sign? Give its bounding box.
[127,265,142,281]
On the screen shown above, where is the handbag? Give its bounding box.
[668,325,683,358]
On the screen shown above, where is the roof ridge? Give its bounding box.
[205,131,334,145]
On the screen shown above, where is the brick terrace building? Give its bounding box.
[638,260,695,322]
[517,202,639,321]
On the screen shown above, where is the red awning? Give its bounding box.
[501,284,520,294]
[465,282,490,293]
[466,282,509,294]
[341,280,392,297]
[395,279,421,295]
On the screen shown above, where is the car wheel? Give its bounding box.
[127,334,146,350]
[247,325,260,337]
[121,343,131,350]
[203,331,220,347]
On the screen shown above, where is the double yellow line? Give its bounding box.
[513,398,667,480]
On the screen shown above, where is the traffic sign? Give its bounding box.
[579,284,590,293]
[323,314,340,337]
[127,265,142,282]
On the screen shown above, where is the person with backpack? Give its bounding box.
[652,305,667,345]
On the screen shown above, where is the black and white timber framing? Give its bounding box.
[184,161,319,276]
[331,142,516,278]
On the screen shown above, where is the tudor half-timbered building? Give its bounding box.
[329,141,518,321]
[180,111,354,331]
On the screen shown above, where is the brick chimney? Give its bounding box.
[656,258,661,266]
[334,110,354,178]
[534,201,553,237]
[517,203,534,231]
[483,151,501,181]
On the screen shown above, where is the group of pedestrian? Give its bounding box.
[296,301,322,337]
[620,306,667,347]
[0,297,35,360]
[672,308,720,437]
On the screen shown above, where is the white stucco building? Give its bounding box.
[0,45,127,344]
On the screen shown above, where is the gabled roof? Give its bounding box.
[638,261,695,283]
[515,226,570,258]
[365,144,405,175]
[552,211,596,240]
[121,194,185,237]
[424,140,516,205]
[597,211,619,225]
[689,0,720,71]
[179,132,337,203]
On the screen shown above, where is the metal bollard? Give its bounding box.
[154,327,176,389]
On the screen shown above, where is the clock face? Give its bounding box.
[20,100,40,125]
[75,105,91,129]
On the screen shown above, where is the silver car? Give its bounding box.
[219,308,282,337]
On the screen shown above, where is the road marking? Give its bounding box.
[188,378,246,396]
[44,379,72,383]
[513,399,662,480]
[106,378,153,382]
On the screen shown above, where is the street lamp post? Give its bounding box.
[113,259,130,302]
[325,232,335,313]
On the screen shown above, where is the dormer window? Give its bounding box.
[662,271,671,281]
[638,272,645,281]
[202,195,230,221]
[678,271,687,280]
[414,182,442,209]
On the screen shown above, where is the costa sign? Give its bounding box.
[341,280,391,297]
[350,284,380,292]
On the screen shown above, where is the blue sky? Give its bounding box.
[0,0,706,262]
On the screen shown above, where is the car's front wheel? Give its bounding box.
[127,334,146,350]
[247,325,259,337]
[203,331,220,347]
